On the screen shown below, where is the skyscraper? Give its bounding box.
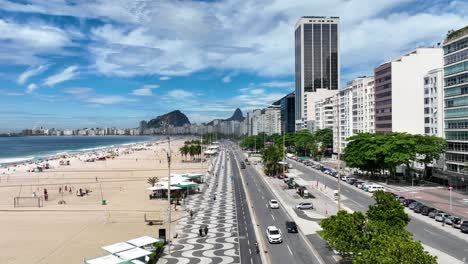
[295,16,340,130]
[443,26,468,185]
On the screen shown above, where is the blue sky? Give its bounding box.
[0,0,466,132]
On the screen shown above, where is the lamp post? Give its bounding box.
[336,95,341,211]
[166,136,172,255]
[449,186,452,211]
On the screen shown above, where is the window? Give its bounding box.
[425,117,430,124]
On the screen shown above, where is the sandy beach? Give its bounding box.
[0,138,206,264]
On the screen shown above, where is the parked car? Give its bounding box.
[435,213,449,222]
[341,175,349,181]
[348,178,358,185]
[266,226,283,243]
[403,199,416,207]
[461,221,468,233]
[445,216,460,226]
[429,209,444,219]
[356,182,366,189]
[421,207,436,216]
[286,221,298,233]
[398,196,406,204]
[269,199,279,209]
[409,202,421,210]
[368,185,385,193]
[413,204,426,213]
[453,218,463,229]
[296,202,314,210]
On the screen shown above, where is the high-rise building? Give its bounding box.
[374,48,443,134]
[443,26,468,179]
[295,16,340,131]
[279,92,295,133]
[423,68,444,137]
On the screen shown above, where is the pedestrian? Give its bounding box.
[79,188,83,197]
[213,195,216,201]
[190,209,193,219]
[95,176,98,182]
[199,227,203,237]
[442,217,445,227]
[204,225,208,236]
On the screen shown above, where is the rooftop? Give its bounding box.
[445,26,468,44]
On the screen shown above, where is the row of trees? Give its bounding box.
[179,140,202,161]
[240,129,333,159]
[320,191,437,263]
[343,133,446,179]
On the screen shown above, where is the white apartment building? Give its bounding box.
[314,95,336,131]
[423,68,444,137]
[374,48,444,134]
[247,106,281,136]
[332,76,375,154]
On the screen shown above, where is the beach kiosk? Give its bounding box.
[115,247,152,262]
[84,254,126,264]
[127,236,160,251]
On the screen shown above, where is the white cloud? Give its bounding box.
[0,89,23,96]
[167,89,194,100]
[63,86,137,105]
[131,84,159,96]
[26,83,38,93]
[43,65,79,86]
[261,81,294,89]
[86,95,137,105]
[17,64,49,84]
[159,76,171,81]
[63,87,93,96]
[222,75,232,83]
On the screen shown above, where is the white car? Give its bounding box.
[266,226,282,243]
[296,202,314,210]
[269,199,279,209]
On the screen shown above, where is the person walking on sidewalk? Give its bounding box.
[204,225,208,236]
[199,227,203,237]
[190,209,193,219]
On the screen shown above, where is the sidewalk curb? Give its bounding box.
[232,149,270,264]
[242,153,326,264]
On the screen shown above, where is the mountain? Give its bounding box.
[225,108,245,122]
[146,110,191,128]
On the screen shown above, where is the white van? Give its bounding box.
[367,185,385,193]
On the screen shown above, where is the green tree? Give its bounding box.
[315,128,333,156]
[413,134,447,178]
[179,145,189,160]
[320,210,368,254]
[354,231,437,264]
[367,191,410,229]
[262,144,283,176]
[381,132,416,178]
[294,130,315,156]
[147,177,159,187]
[344,133,386,177]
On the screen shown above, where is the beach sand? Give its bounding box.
[0,138,206,264]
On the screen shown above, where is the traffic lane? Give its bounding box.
[230,152,261,263]
[290,159,468,261]
[236,152,321,264]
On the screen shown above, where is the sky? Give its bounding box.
[0,0,466,132]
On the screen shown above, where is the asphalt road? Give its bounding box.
[290,158,468,262]
[229,145,323,264]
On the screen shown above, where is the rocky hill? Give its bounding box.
[146,110,191,128]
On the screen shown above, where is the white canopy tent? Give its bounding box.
[146,185,182,191]
[102,242,135,254]
[116,247,152,261]
[127,236,160,247]
[85,255,125,264]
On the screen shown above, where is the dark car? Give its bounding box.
[460,221,468,233]
[429,209,444,219]
[421,207,436,216]
[240,162,246,169]
[348,178,358,185]
[409,202,421,210]
[414,204,426,213]
[403,199,416,207]
[286,221,298,233]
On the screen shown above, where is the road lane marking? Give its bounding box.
[250,258,253,264]
[423,228,438,236]
[271,214,275,221]
[265,204,268,209]
[249,248,251,254]
[287,245,293,256]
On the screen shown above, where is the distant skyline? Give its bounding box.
[0,0,466,132]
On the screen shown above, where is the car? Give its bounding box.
[398,196,406,204]
[421,207,436,216]
[453,218,464,229]
[429,209,444,219]
[348,178,358,185]
[286,221,298,233]
[368,185,385,193]
[435,213,449,222]
[357,182,367,189]
[296,202,314,210]
[445,216,460,225]
[461,221,468,233]
[269,199,279,209]
[266,226,283,243]
[240,163,246,169]
[413,204,426,213]
[403,199,416,207]
[409,202,421,210]
[456,220,468,229]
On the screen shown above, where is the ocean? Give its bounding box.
[0,136,156,165]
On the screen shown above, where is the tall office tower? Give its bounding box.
[279,92,296,133]
[443,26,468,181]
[374,48,443,134]
[295,16,340,131]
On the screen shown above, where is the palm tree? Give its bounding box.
[147,176,159,187]
[188,144,196,160]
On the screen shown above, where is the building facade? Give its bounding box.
[443,26,468,179]
[423,68,444,137]
[279,92,295,133]
[295,16,340,131]
[374,48,443,134]
[247,106,281,136]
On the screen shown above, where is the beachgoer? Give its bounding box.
[95,177,98,182]
[59,187,62,193]
[69,188,72,194]
[204,225,208,236]
[85,189,89,195]
[79,188,83,197]
[190,209,193,218]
